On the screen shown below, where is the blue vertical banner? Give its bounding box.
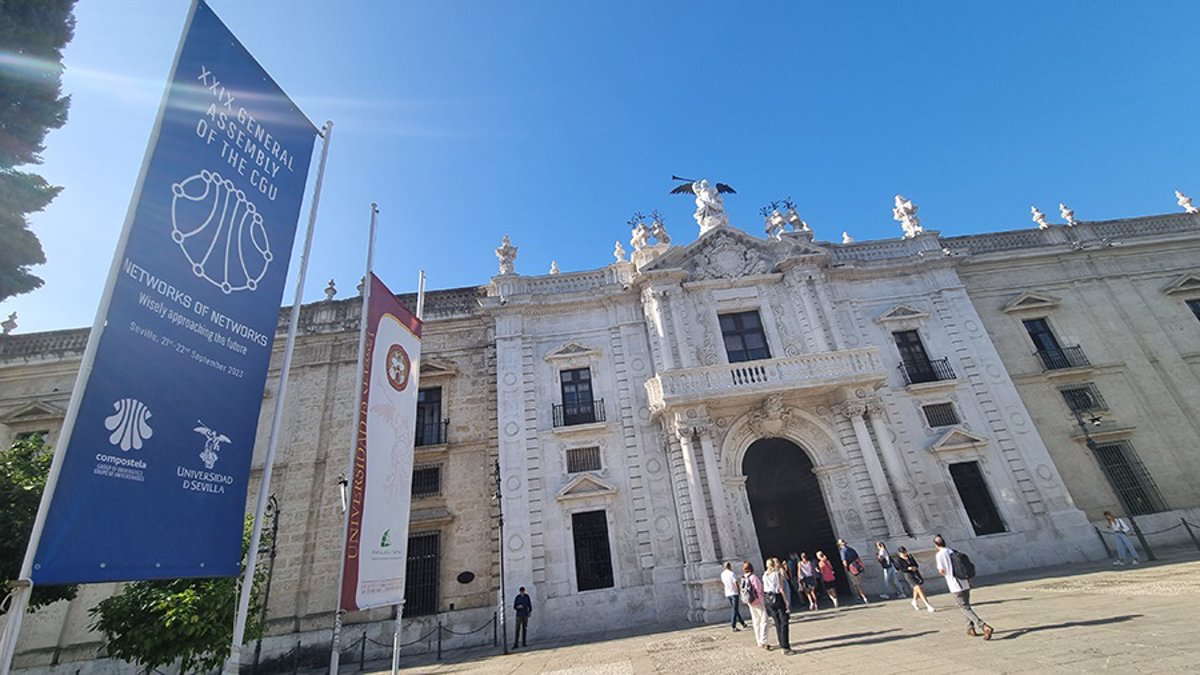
[32,1,317,584]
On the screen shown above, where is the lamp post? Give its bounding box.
[1071,410,1156,561]
[494,460,508,655]
[251,495,281,675]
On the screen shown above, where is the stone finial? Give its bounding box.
[1031,206,1049,229]
[785,207,810,232]
[613,240,627,263]
[841,231,854,244]
[549,260,560,275]
[495,235,518,275]
[631,223,650,251]
[1177,190,1198,214]
[1059,203,1078,226]
[765,210,786,239]
[356,276,365,295]
[892,194,923,238]
[650,213,671,245]
[1,312,16,335]
[323,279,337,301]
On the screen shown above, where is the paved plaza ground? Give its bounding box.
[365,548,1200,674]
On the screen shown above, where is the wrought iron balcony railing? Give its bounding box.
[415,419,449,446]
[1035,345,1090,371]
[899,357,956,385]
[553,398,606,428]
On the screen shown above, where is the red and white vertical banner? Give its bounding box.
[339,273,422,612]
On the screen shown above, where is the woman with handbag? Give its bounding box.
[798,552,819,610]
[761,557,795,655]
[896,546,935,613]
[740,561,770,649]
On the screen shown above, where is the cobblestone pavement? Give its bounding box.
[365,550,1200,674]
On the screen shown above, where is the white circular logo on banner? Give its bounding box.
[170,169,272,294]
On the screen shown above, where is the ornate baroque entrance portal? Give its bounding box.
[743,437,846,591]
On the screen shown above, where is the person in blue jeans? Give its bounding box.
[720,562,749,630]
[512,587,532,649]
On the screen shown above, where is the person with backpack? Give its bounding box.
[934,534,993,640]
[762,557,796,654]
[1104,511,1141,566]
[740,561,769,649]
[876,541,908,599]
[720,561,749,631]
[837,539,870,604]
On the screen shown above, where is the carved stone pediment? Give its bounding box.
[1002,291,1062,314]
[641,228,778,280]
[555,474,618,501]
[420,359,458,379]
[1163,272,1200,296]
[875,304,930,324]
[928,427,988,453]
[545,341,602,362]
[748,394,794,436]
[0,400,65,425]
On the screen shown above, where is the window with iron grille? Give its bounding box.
[1060,383,1107,413]
[566,446,602,473]
[1091,441,1167,516]
[1188,299,1200,322]
[719,311,771,363]
[411,464,442,497]
[403,532,440,616]
[922,403,959,428]
[948,461,1006,536]
[572,510,614,591]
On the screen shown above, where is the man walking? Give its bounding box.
[934,535,993,640]
[721,561,749,631]
[1104,511,1141,566]
[837,539,870,604]
[512,586,532,649]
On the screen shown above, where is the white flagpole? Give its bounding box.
[329,202,378,675]
[391,270,425,675]
[222,120,335,675]
[0,3,203,673]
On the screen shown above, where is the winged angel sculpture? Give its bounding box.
[670,176,736,233]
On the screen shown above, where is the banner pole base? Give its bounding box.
[0,582,33,675]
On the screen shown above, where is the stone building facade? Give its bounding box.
[2,200,1199,670]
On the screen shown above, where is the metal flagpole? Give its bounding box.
[0,3,203,673]
[329,203,379,675]
[390,270,425,675]
[222,120,335,675]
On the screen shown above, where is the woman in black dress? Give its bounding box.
[895,546,934,613]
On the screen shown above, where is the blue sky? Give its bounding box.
[5,1,1199,333]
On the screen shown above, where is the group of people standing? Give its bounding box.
[721,534,996,655]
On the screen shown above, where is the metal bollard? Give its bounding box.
[359,630,367,672]
[437,620,443,661]
[1128,515,1157,561]
[292,640,300,675]
[493,611,498,647]
[1094,526,1111,557]
[1183,518,1200,552]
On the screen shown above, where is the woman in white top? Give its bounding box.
[741,561,770,649]
[761,557,795,654]
[798,552,818,610]
[1104,511,1140,565]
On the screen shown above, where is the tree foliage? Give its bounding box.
[88,517,268,674]
[0,0,77,302]
[0,435,78,611]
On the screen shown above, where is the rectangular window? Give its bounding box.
[572,510,614,591]
[416,387,445,446]
[1188,299,1200,321]
[893,330,941,384]
[566,446,602,473]
[922,403,959,428]
[1060,383,1107,413]
[949,461,1006,536]
[1092,441,1167,516]
[1023,318,1088,369]
[557,368,600,426]
[403,532,440,616]
[719,311,771,363]
[411,464,442,497]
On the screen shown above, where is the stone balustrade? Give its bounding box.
[645,347,887,412]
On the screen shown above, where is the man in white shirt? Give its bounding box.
[1104,511,1140,565]
[720,562,748,631]
[934,534,993,640]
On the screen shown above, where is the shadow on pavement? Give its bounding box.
[802,628,899,644]
[996,614,1142,641]
[798,630,937,653]
[972,596,1032,607]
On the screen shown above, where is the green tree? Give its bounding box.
[0,0,77,302]
[0,435,78,611]
[88,517,268,674]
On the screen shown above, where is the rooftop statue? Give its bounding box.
[670,176,735,234]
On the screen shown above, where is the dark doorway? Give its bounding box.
[743,437,847,593]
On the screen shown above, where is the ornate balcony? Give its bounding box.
[645,347,887,413]
[1035,345,1090,371]
[899,357,956,385]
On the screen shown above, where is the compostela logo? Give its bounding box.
[170,169,272,295]
[193,420,231,469]
[104,398,153,451]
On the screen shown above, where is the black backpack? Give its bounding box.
[950,550,976,580]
